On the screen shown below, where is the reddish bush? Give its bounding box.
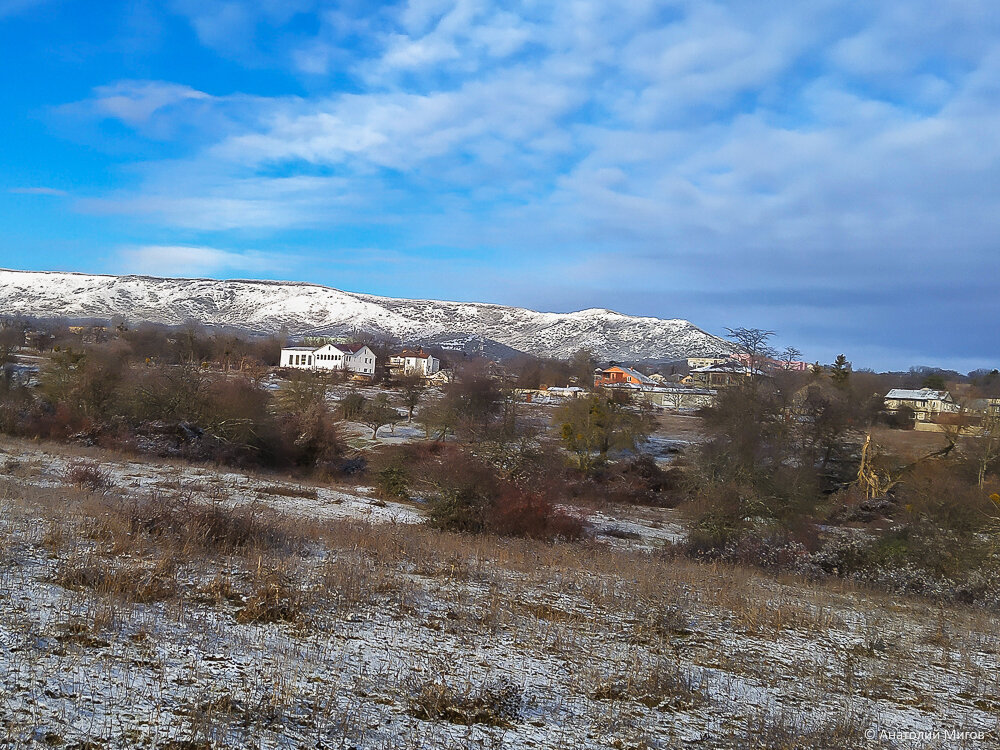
[489,488,586,540]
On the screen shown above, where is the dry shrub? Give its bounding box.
[602,454,684,507]
[591,658,707,711]
[632,605,692,643]
[739,708,872,750]
[408,676,522,727]
[896,460,993,534]
[255,484,318,500]
[96,496,310,558]
[235,568,302,624]
[54,554,178,603]
[65,461,113,491]
[490,487,587,540]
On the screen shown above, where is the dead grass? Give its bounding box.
[590,657,707,711]
[3,441,999,748]
[256,483,319,500]
[235,567,303,624]
[53,552,178,603]
[407,676,523,727]
[738,708,873,750]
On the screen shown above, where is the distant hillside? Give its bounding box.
[0,269,729,362]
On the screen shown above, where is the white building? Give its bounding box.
[687,355,731,370]
[546,386,586,398]
[884,388,958,422]
[280,343,377,377]
[388,348,440,377]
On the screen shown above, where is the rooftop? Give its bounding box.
[885,388,952,401]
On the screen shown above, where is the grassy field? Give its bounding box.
[0,437,998,749]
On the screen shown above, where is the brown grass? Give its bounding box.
[54,553,178,603]
[407,676,522,727]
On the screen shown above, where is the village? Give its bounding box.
[5,321,1000,440]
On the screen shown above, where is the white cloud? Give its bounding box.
[117,245,290,277]
[83,80,212,126]
[8,186,68,196]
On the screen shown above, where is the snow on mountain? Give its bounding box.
[0,269,729,362]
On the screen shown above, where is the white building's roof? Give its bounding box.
[885,388,951,402]
[690,360,747,373]
[282,346,317,352]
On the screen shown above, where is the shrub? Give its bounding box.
[65,462,113,491]
[235,569,302,624]
[591,658,707,711]
[408,676,522,727]
[490,487,586,540]
[375,465,409,500]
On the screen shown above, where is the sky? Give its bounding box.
[1,0,998,371]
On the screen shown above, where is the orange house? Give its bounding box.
[594,366,654,387]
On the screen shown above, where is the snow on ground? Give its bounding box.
[0,440,998,748]
[0,439,422,527]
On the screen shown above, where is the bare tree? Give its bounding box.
[398,373,425,422]
[360,394,402,439]
[725,327,776,383]
[781,346,802,369]
[970,412,1000,488]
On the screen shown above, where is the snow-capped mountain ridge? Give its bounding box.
[0,269,728,362]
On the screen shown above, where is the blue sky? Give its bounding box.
[2,0,999,371]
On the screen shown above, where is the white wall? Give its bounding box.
[281,345,376,375]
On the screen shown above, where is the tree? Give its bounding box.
[830,354,851,390]
[781,346,802,369]
[360,394,401,439]
[274,371,328,416]
[554,396,652,473]
[922,373,947,391]
[443,367,503,439]
[568,348,597,388]
[969,413,1000,488]
[339,392,367,421]
[418,396,460,440]
[725,327,776,383]
[398,373,425,422]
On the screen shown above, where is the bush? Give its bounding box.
[408,676,522,727]
[490,487,586,540]
[235,570,302,625]
[375,465,409,500]
[65,462,113,491]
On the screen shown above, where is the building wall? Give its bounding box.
[281,346,376,375]
[280,350,314,368]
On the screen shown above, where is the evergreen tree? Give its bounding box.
[830,354,851,390]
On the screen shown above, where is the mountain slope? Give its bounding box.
[0,269,728,361]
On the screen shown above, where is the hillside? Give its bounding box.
[0,269,728,361]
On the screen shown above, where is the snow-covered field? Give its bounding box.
[1,439,998,749]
